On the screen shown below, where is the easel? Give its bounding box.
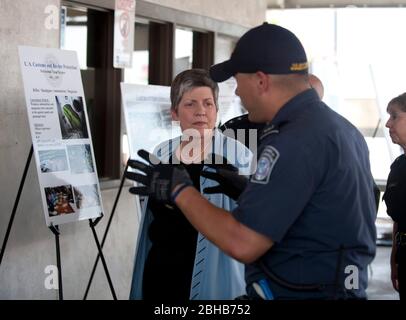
[0,145,117,300]
[83,160,131,300]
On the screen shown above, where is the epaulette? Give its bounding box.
[220,114,253,131]
[259,123,279,141]
[219,114,264,151]
[259,121,288,141]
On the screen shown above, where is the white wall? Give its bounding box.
[77,0,267,27]
[145,0,267,27]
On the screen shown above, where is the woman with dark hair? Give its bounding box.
[383,92,406,300]
[129,69,252,300]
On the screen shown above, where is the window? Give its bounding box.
[175,27,193,76]
[267,8,404,182]
[174,26,215,78]
[62,4,122,180]
[267,7,405,237]
[124,20,150,85]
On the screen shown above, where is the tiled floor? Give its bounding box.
[367,245,399,300]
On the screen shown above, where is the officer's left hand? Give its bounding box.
[126,149,193,203]
[201,154,249,201]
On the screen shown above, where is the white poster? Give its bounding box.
[114,0,136,68]
[18,46,103,227]
[121,83,181,161]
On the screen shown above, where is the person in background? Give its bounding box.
[383,92,406,300]
[128,68,252,300]
[309,74,324,101]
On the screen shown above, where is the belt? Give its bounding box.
[395,232,406,246]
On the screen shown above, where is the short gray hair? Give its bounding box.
[388,92,406,112]
[170,69,219,111]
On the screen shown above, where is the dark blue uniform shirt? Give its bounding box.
[233,89,377,299]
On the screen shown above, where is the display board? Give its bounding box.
[19,46,103,226]
[121,83,182,161]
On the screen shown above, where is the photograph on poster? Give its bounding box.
[45,185,75,216]
[39,149,69,173]
[67,144,95,174]
[56,95,89,139]
[73,184,101,209]
[159,106,173,129]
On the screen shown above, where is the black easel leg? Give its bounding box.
[50,225,63,300]
[0,145,33,267]
[89,219,117,300]
[83,162,128,299]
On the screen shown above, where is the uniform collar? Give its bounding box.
[271,88,319,126]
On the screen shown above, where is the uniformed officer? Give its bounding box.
[127,23,377,299]
[383,93,406,300]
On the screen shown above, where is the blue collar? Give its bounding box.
[271,89,320,126]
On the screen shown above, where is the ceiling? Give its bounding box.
[267,0,406,8]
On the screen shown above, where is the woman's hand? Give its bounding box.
[390,258,399,291]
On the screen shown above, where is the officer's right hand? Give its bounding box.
[201,154,248,201]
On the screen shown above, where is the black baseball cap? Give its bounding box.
[210,23,308,82]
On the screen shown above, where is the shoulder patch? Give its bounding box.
[251,146,280,184]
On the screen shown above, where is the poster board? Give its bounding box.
[121,83,182,161]
[121,83,182,223]
[18,46,103,226]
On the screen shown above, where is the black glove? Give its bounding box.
[201,154,249,201]
[126,149,193,202]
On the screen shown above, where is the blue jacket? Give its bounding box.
[129,129,252,300]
